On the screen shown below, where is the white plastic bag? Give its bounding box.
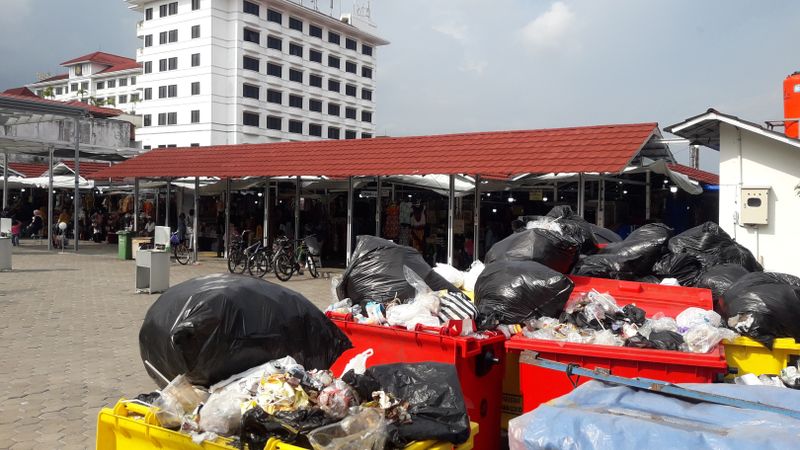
[682,323,736,353]
[386,266,441,330]
[676,307,722,330]
[462,260,485,292]
[308,407,387,450]
[198,388,249,435]
[339,348,373,377]
[433,263,465,289]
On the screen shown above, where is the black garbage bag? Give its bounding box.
[590,224,622,244]
[241,405,334,449]
[572,254,636,280]
[668,222,762,271]
[337,236,456,306]
[652,253,703,286]
[545,205,598,254]
[695,264,751,308]
[484,227,580,273]
[475,260,574,326]
[624,331,684,351]
[718,272,800,349]
[600,223,673,276]
[139,274,352,387]
[345,362,470,447]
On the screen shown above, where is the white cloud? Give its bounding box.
[433,21,468,42]
[459,59,488,76]
[520,1,575,50]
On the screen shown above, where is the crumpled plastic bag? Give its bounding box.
[339,349,373,378]
[308,407,387,450]
[462,260,484,292]
[485,227,580,273]
[385,266,441,330]
[668,222,762,271]
[676,307,722,330]
[694,264,750,309]
[198,388,249,435]
[154,374,209,428]
[682,323,737,353]
[241,405,335,448]
[652,253,702,286]
[432,263,465,289]
[318,380,360,419]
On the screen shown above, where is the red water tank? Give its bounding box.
[783,72,800,138]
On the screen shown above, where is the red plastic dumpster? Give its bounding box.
[505,276,728,414]
[327,312,505,450]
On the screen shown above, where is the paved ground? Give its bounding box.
[0,240,339,449]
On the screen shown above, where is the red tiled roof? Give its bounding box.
[97,60,142,74]
[91,123,660,179]
[61,161,113,177]
[35,73,69,83]
[8,163,48,177]
[0,93,123,118]
[61,51,135,67]
[668,163,719,185]
[2,87,37,96]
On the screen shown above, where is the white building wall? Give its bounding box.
[132,0,384,149]
[719,122,800,277]
[28,70,142,114]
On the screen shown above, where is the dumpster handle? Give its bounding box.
[325,311,354,322]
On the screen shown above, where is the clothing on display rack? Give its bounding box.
[384,202,400,239]
[399,201,412,226]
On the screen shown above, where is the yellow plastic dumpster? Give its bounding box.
[724,337,800,378]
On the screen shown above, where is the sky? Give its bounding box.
[2,0,799,173]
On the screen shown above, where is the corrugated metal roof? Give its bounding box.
[91,123,659,179]
[667,163,719,185]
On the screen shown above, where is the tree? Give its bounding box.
[89,97,106,107]
[42,87,55,99]
[77,89,88,100]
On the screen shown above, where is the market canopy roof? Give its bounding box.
[92,122,666,179]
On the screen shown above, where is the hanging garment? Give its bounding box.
[384,203,400,239]
[399,201,412,226]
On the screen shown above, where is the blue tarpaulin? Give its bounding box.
[509,380,800,450]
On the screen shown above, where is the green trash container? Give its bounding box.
[117,231,132,260]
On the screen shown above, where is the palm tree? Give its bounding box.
[42,87,55,99]
[89,97,106,107]
[77,89,88,100]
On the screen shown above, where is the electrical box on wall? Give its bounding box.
[740,186,770,225]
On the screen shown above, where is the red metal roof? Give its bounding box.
[92,123,659,179]
[61,51,135,67]
[668,163,719,185]
[61,161,113,177]
[2,87,37,96]
[8,163,48,177]
[0,93,123,118]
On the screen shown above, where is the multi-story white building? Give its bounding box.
[125,0,388,149]
[26,52,143,115]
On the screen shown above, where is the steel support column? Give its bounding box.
[166,180,171,228]
[2,152,7,210]
[263,177,270,246]
[155,187,160,225]
[473,174,481,261]
[346,176,354,265]
[577,173,586,217]
[193,177,199,263]
[645,170,652,220]
[447,174,455,265]
[294,176,301,241]
[133,178,140,233]
[597,179,605,227]
[47,148,54,251]
[375,176,382,236]
[224,178,231,258]
[73,117,80,251]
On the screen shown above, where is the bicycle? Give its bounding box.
[245,239,274,278]
[170,231,192,265]
[273,235,320,282]
[227,230,249,273]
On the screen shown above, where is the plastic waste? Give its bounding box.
[437,290,477,322]
[484,227,580,273]
[652,253,702,286]
[327,298,352,313]
[339,349,373,377]
[198,388,248,435]
[682,323,737,353]
[308,407,387,450]
[637,313,678,339]
[668,222,762,271]
[385,266,441,330]
[660,278,680,286]
[545,205,599,254]
[253,373,310,415]
[330,275,343,303]
[364,302,386,324]
[780,365,800,389]
[139,274,352,387]
[462,260,485,292]
[317,380,360,419]
[694,264,750,308]
[572,253,637,280]
[676,307,722,330]
[432,263,465,289]
[599,223,673,276]
[241,405,335,448]
[475,260,574,327]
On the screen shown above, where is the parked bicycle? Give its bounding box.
[273,235,320,282]
[227,230,249,273]
[170,231,192,265]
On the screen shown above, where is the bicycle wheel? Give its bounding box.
[227,249,247,273]
[306,255,319,279]
[174,243,190,265]
[248,251,269,278]
[273,253,294,282]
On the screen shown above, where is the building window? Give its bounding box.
[96,81,105,90]
[266,89,282,104]
[71,83,78,92]
[143,145,152,150]
[145,7,153,20]
[144,61,152,74]
[190,143,200,147]
[266,63,282,78]
[158,86,167,98]
[169,2,178,14]
[362,66,373,79]
[168,85,177,97]
[192,0,200,10]
[309,49,322,63]
[345,84,356,97]
[362,88,372,100]
[345,130,357,139]
[158,113,167,125]
[309,98,322,112]
[159,31,167,44]
[266,115,282,130]
[107,79,116,88]
[328,31,340,45]
[159,4,168,17]
[131,76,137,85]
[118,95,128,104]
[144,87,152,100]
[119,78,128,87]
[243,56,259,71]
[169,57,177,70]
[328,103,340,116]
[131,93,140,102]
[267,35,282,50]
[145,34,153,47]
[74,64,83,76]
[191,82,200,95]
[288,120,303,134]
[345,61,357,74]
[345,38,357,50]
[167,112,177,125]
[289,68,303,83]
[345,107,356,119]
[243,111,259,127]
[161,30,178,44]
[289,94,303,108]
[244,28,260,44]
[81,81,89,90]
[309,24,322,38]
[328,79,340,92]
[243,83,259,99]
[191,53,200,67]
[309,123,322,137]
[191,110,200,123]
[55,87,63,95]
[289,42,303,57]
[192,25,200,39]
[327,127,340,139]
[362,110,373,123]
[309,74,322,87]
[243,0,259,16]
[328,55,340,69]
[289,17,303,31]
[267,8,282,24]
[361,132,372,139]
[169,29,178,42]
[362,44,373,56]
[144,114,152,126]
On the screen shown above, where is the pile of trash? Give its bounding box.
[521,290,736,353]
[735,361,800,389]
[137,356,471,449]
